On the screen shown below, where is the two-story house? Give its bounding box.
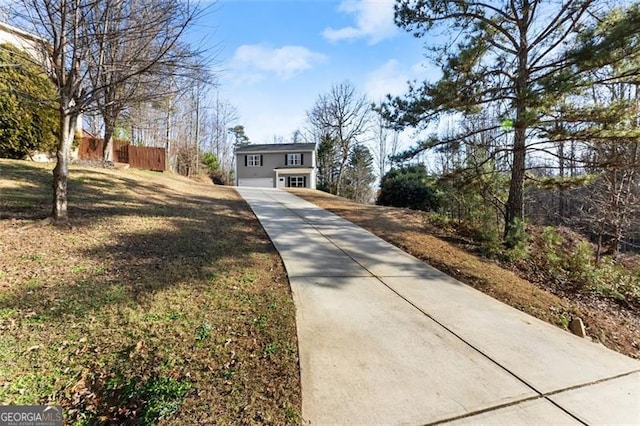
[235,143,317,189]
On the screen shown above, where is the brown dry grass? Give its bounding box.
[0,160,300,424]
[290,188,640,359]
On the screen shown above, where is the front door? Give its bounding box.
[277,177,286,188]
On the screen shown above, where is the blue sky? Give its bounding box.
[191,0,436,144]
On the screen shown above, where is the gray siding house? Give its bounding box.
[235,143,317,189]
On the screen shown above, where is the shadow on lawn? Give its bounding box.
[1,161,274,319]
[1,161,299,422]
[3,176,275,321]
[1,161,187,221]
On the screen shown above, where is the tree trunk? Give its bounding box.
[335,142,351,196]
[103,123,114,163]
[52,112,76,223]
[558,140,566,221]
[505,10,529,247]
[505,121,526,244]
[165,102,172,172]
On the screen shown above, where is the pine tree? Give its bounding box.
[379,0,640,246]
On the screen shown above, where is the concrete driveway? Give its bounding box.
[236,187,640,425]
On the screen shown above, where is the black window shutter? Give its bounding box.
[301,153,304,165]
[286,176,290,187]
[244,155,247,166]
[260,154,263,166]
[303,176,307,187]
[285,154,288,165]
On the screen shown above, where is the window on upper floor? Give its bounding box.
[286,153,301,166]
[247,154,261,167]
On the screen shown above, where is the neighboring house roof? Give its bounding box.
[0,21,47,63]
[235,143,316,153]
[0,21,42,44]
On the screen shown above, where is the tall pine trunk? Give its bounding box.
[505,127,526,244]
[504,10,529,246]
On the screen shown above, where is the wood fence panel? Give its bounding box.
[79,137,165,171]
[114,141,129,163]
[129,146,165,171]
[79,137,104,160]
[79,137,130,162]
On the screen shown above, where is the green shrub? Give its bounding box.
[426,212,453,230]
[202,152,219,173]
[504,218,528,257]
[541,226,565,274]
[536,226,640,304]
[566,241,596,288]
[590,257,640,302]
[377,165,442,212]
[0,43,59,159]
[202,152,231,185]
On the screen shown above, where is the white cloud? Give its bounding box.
[229,44,327,82]
[323,0,397,44]
[364,59,409,100]
[364,58,443,101]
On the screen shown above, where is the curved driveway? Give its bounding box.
[237,187,640,425]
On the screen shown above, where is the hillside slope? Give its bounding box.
[0,160,301,424]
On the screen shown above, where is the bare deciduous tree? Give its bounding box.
[371,112,400,182]
[202,93,239,178]
[307,81,371,196]
[84,0,205,163]
[11,0,203,222]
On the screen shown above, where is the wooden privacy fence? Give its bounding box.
[129,146,165,172]
[79,137,165,171]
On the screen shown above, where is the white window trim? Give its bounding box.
[290,176,305,188]
[287,153,301,166]
[247,154,261,167]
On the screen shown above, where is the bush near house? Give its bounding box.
[0,43,59,159]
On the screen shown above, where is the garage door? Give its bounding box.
[237,178,273,188]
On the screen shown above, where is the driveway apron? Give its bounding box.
[237,187,640,425]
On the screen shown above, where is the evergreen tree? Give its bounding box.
[0,43,58,158]
[550,5,640,256]
[377,165,441,212]
[316,134,339,193]
[344,144,375,203]
[379,0,640,246]
[228,125,250,147]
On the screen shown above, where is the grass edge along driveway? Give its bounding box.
[290,188,640,360]
[0,160,301,425]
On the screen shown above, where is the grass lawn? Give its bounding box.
[0,160,300,424]
[290,188,640,359]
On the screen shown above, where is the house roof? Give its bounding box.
[0,21,44,45]
[0,21,49,67]
[235,143,316,153]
